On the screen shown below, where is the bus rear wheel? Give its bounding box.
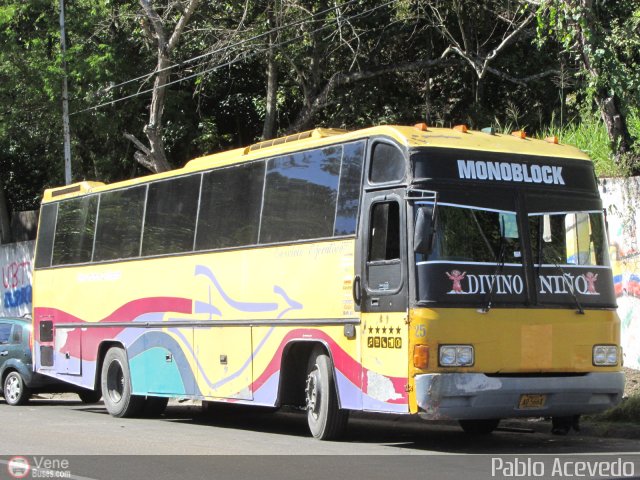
[459,418,500,435]
[101,347,143,418]
[305,347,348,440]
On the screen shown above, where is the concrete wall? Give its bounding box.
[0,240,34,317]
[599,177,640,370]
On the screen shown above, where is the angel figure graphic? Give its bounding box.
[446,270,467,294]
[584,272,598,295]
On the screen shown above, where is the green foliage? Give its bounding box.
[590,394,640,424]
[540,114,619,176]
[535,0,640,169]
[1,0,639,212]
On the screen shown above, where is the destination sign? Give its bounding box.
[412,148,597,192]
[457,160,565,185]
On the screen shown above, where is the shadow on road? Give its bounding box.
[18,397,640,455]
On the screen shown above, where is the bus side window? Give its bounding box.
[34,203,57,269]
[369,202,400,261]
[93,186,146,262]
[367,201,401,293]
[369,142,405,184]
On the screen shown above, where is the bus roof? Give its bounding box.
[42,124,591,202]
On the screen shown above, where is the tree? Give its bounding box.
[124,0,201,173]
[535,0,640,171]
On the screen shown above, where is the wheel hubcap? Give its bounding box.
[305,369,321,419]
[106,360,124,403]
[5,375,20,403]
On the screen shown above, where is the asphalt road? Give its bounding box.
[1,395,640,479]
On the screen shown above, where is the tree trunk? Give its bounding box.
[0,187,11,244]
[142,52,172,173]
[126,0,200,174]
[261,2,278,140]
[596,91,634,162]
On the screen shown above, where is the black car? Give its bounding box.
[0,316,101,405]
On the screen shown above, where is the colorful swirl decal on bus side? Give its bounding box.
[34,264,408,412]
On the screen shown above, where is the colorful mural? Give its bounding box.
[0,240,34,317]
[599,177,640,370]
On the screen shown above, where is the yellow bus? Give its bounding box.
[31,124,623,439]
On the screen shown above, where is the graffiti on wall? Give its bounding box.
[599,177,640,370]
[0,241,35,317]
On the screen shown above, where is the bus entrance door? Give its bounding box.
[358,190,410,413]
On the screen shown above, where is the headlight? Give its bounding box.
[593,345,618,366]
[439,345,474,367]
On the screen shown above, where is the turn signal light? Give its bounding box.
[414,123,429,131]
[453,124,468,133]
[413,345,429,369]
[511,130,526,139]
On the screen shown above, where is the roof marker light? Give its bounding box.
[545,136,559,144]
[481,127,495,135]
[414,123,429,131]
[511,130,526,139]
[453,124,468,133]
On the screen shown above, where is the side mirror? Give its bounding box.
[414,205,436,255]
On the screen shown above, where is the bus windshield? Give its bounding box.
[426,203,521,265]
[529,211,609,267]
[413,191,615,308]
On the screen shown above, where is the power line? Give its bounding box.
[70,0,397,116]
[99,0,364,95]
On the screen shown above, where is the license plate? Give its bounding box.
[518,394,546,409]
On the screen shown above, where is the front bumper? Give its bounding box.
[415,372,624,420]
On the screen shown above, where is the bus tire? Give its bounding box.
[3,371,30,406]
[141,396,169,417]
[459,418,500,435]
[101,347,143,418]
[305,347,348,440]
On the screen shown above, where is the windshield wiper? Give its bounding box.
[538,243,585,315]
[479,236,507,314]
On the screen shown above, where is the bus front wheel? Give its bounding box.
[101,347,143,418]
[305,347,348,440]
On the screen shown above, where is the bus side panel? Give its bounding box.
[129,327,197,396]
[33,239,374,407]
[360,312,410,413]
[249,325,365,409]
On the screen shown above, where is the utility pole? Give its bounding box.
[59,0,72,185]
